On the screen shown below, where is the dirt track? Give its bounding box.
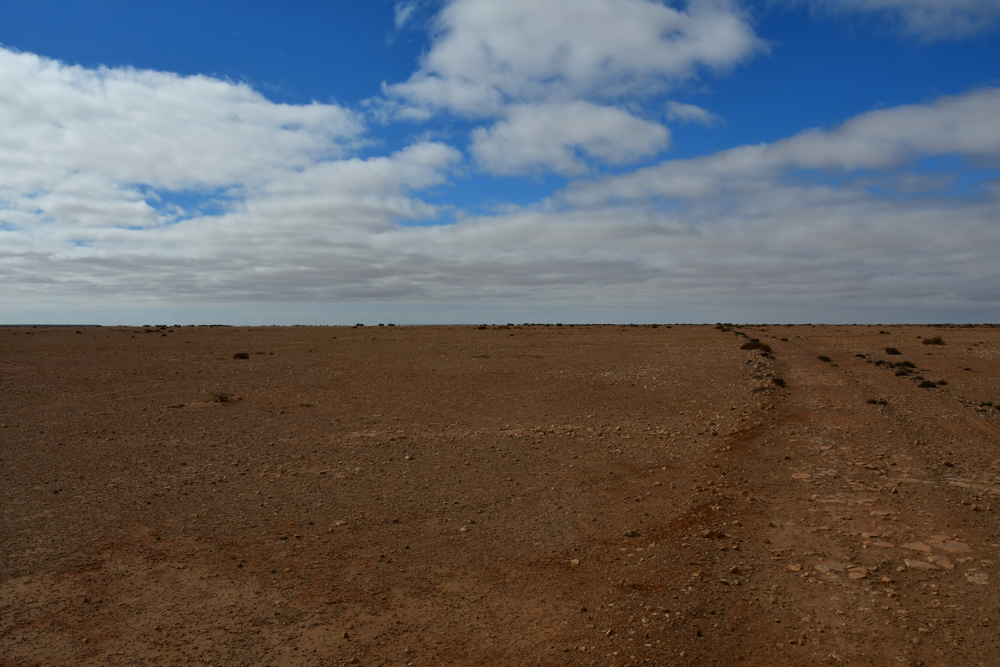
[2,323,999,666]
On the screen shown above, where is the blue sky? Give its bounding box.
[1,0,999,324]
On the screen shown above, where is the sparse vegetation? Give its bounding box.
[922,336,945,346]
[885,347,902,355]
[867,398,889,405]
[741,340,772,353]
[818,355,831,363]
[772,377,786,387]
[212,392,231,403]
[233,352,250,360]
[918,380,938,389]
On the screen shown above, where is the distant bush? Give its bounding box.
[741,340,772,353]
[234,352,250,360]
[885,347,902,355]
[213,392,231,403]
[922,336,945,345]
[918,380,938,389]
[772,377,786,387]
[818,355,831,363]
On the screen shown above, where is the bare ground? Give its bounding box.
[1,323,999,666]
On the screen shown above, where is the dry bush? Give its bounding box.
[741,340,773,353]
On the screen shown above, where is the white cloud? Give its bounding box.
[376,0,761,175]
[394,2,419,29]
[799,0,1000,40]
[666,101,722,126]
[386,0,763,117]
[566,88,1000,205]
[470,102,669,175]
[0,47,369,231]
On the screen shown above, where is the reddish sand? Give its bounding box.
[2,323,999,666]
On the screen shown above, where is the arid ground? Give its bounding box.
[2,323,999,666]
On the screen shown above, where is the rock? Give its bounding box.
[788,563,802,572]
[570,559,580,567]
[966,570,989,585]
[814,562,845,574]
[730,565,741,574]
[926,555,954,570]
[871,541,895,548]
[935,541,972,553]
[904,559,938,571]
[901,542,932,553]
[624,529,641,538]
[701,529,724,539]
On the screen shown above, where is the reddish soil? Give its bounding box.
[2,323,999,666]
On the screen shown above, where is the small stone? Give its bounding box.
[701,529,723,539]
[570,559,580,567]
[624,529,641,538]
[815,562,845,574]
[730,565,741,574]
[342,631,350,639]
[904,559,938,571]
[926,555,954,571]
[788,563,802,572]
[606,629,614,637]
[901,542,932,553]
[935,541,972,553]
[871,541,895,548]
[966,570,989,585]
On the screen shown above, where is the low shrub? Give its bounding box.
[234,352,250,360]
[918,380,937,388]
[922,336,945,345]
[818,355,831,363]
[772,377,786,387]
[885,347,902,355]
[741,340,773,353]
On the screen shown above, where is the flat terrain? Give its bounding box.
[2,323,999,666]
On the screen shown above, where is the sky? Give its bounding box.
[1,0,999,325]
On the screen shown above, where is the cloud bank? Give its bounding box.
[1,0,999,323]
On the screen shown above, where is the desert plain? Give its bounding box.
[1,323,999,666]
